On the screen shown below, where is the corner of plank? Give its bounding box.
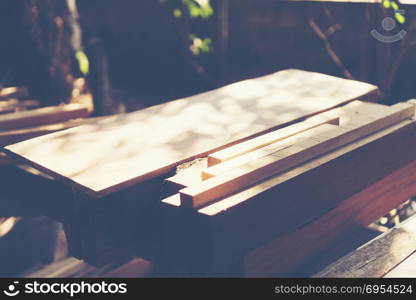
[406,99,416,119]
[179,189,196,209]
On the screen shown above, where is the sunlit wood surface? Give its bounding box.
[4,69,377,197]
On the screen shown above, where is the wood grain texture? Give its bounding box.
[0,87,29,100]
[3,69,377,197]
[206,113,340,167]
[162,117,416,275]
[25,256,153,278]
[246,162,416,277]
[384,251,416,278]
[315,215,416,278]
[181,102,414,208]
[202,101,413,179]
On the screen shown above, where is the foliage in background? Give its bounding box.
[382,0,405,24]
[160,0,214,56]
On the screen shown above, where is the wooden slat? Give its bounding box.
[384,251,416,278]
[202,142,293,180]
[207,113,340,167]
[3,69,378,197]
[202,101,406,179]
[181,102,414,208]
[315,215,416,278]
[0,99,19,108]
[0,100,40,114]
[0,97,93,131]
[25,256,153,278]
[246,162,416,277]
[0,86,29,100]
[0,116,105,147]
[161,117,416,275]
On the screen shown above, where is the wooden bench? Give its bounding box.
[3,68,392,275]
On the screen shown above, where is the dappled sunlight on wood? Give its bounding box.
[5,69,377,197]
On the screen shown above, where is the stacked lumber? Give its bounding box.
[2,69,382,272]
[25,257,153,278]
[315,214,416,278]
[0,85,94,165]
[3,69,378,197]
[161,100,416,276]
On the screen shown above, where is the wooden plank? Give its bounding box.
[0,116,105,147]
[0,96,93,130]
[0,99,20,114]
[246,162,416,277]
[25,256,153,278]
[181,102,414,208]
[0,100,40,114]
[384,251,416,278]
[161,118,416,275]
[162,158,208,197]
[202,141,293,180]
[315,215,416,278]
[0,86,29,100]
[100,258,153,278]
[203,101,409,179]
[3,69,378,197]
[207,113,340,167]
[0,99,19,108]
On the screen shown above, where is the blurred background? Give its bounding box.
[1,0,416,277]
[1,0,416,113]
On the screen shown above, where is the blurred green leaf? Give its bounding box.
[189,35,213,55]
[75,50,89,76]
[173,8,182,18]
[182,0,213,19]
[395,12,405,24]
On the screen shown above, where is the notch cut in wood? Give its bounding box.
[181,101,414,209]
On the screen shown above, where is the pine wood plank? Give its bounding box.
[314,215,416,278]
[203,101,404,179]
[0,100,92,131]
[384,251,416,278]
[161,117,416,275]
[0,87,29,100]
[0,116,105,147]
[207,113,340,167]
[3,69,377,197]
[181,102,414,208]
